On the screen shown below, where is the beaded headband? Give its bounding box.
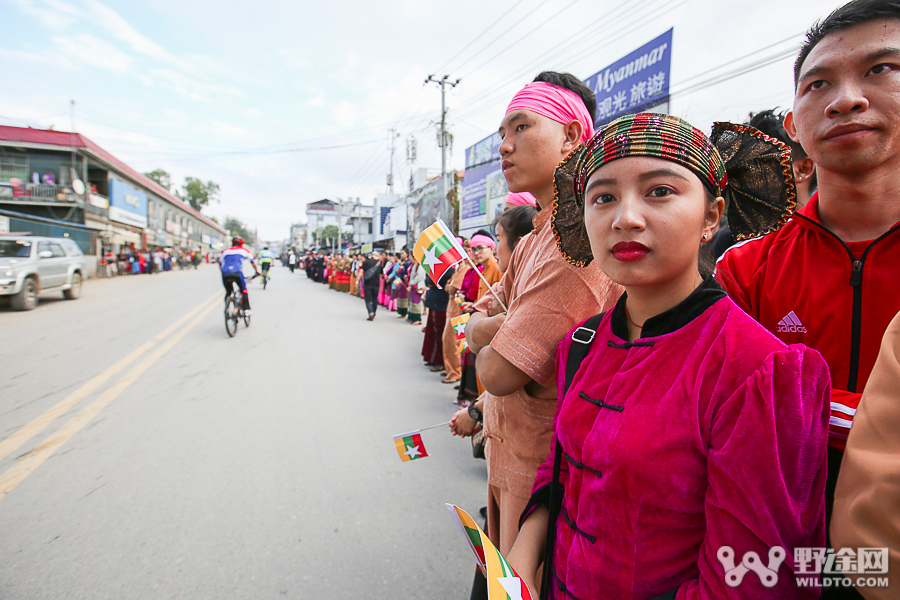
[552,113,797,267]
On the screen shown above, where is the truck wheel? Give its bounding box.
[63,272,82,299]
[11,277,38,310]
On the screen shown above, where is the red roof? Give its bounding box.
[0,125,226,235]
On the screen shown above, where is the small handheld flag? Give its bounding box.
[393,430,429,462]
[451,313,470,341]
[412,219,466,288]
[447,504,535,600]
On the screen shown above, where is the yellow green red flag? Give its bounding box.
[446,504,535,600]
[412,219,466,288]
[393,431,429,462]
[451,313,470,341]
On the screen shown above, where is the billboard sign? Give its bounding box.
[584,28,673,127]
[407,177,450,244]
[108,179,148,228]
[460,132,505,234]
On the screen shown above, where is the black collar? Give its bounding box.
[610,277,727,340]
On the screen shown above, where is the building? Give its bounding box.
[0,125,226,263]
[289,223,307,250]
[372,193,406,250]
[304,198,373,251]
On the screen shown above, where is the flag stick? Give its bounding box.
[419,421,451,431]
[463,253,508,312]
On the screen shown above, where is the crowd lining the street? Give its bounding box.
[99,247,207,277]
[304,2,900,598]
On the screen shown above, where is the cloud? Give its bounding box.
[209,120,250,138]
[139,68,244,102]
[332,101,357,129]
[307,89,327,107]
[11,0,80,31]
[243,108,262,117]
[52,34,133,72]
[79,0,189,71]
[274,48,311,71]
[0,45,68,67]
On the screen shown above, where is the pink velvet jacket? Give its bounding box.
[531,281,831,599]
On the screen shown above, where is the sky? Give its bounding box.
[1,0,848,240]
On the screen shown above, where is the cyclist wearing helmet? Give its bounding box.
[258,245,274,279]
[218,236,259,315]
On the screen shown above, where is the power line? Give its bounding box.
[430,0,537,75]
[457,0,584,80]
[452,0,677,121]
[451,1,559,75]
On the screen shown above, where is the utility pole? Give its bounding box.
[388,128,399,193]
[425,74,460,209]
[336,199,342,253]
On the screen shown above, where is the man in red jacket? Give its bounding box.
[716,1,900,597]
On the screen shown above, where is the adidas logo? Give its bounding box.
[777,311,808,334]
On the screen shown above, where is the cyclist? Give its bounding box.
[218,236,258,315]
[258,245,274,283]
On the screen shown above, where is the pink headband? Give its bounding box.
[506,81,595,143]
[470,234,496,249]
[506,191,537,207]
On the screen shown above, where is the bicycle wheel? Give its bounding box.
[225,297,239,337]
[242,303,251,327]
[263,272,268,290]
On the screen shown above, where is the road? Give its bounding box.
[0,264,488,599]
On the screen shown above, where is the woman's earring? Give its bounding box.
[702,233,709,239]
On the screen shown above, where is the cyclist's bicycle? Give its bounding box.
[260,266,270,290]
[225,274,258,337]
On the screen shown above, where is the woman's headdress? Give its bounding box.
[552,113,796,267]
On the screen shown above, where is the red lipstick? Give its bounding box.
[611,241,649,262]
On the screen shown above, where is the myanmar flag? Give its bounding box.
[451,313,470,341]
[393,431,429,462]
[413,219,466,288]
[447,504,535,600]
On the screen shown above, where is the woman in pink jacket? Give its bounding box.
[508,113,831,599]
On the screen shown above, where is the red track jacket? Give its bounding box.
[716,192,900,451]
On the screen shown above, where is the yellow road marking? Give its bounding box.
[0,290,221,464]
[0,298,220,501]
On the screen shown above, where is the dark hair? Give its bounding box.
[795,0,900,85]
[493,205,538,250]
[533,71,597,121]
[699,188,719,277]
[474,228,495,241]
[747,110,804,157]
[748,109,817,191]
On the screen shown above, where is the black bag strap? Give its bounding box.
[540,312,606,600]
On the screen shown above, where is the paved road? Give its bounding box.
[0,264,487,599]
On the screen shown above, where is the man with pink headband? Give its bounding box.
[460,72,622,571]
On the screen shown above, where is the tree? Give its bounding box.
[224,216,255,246]
[143,169,172,191]
[177,177,220,212]
[320,225,339,247]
